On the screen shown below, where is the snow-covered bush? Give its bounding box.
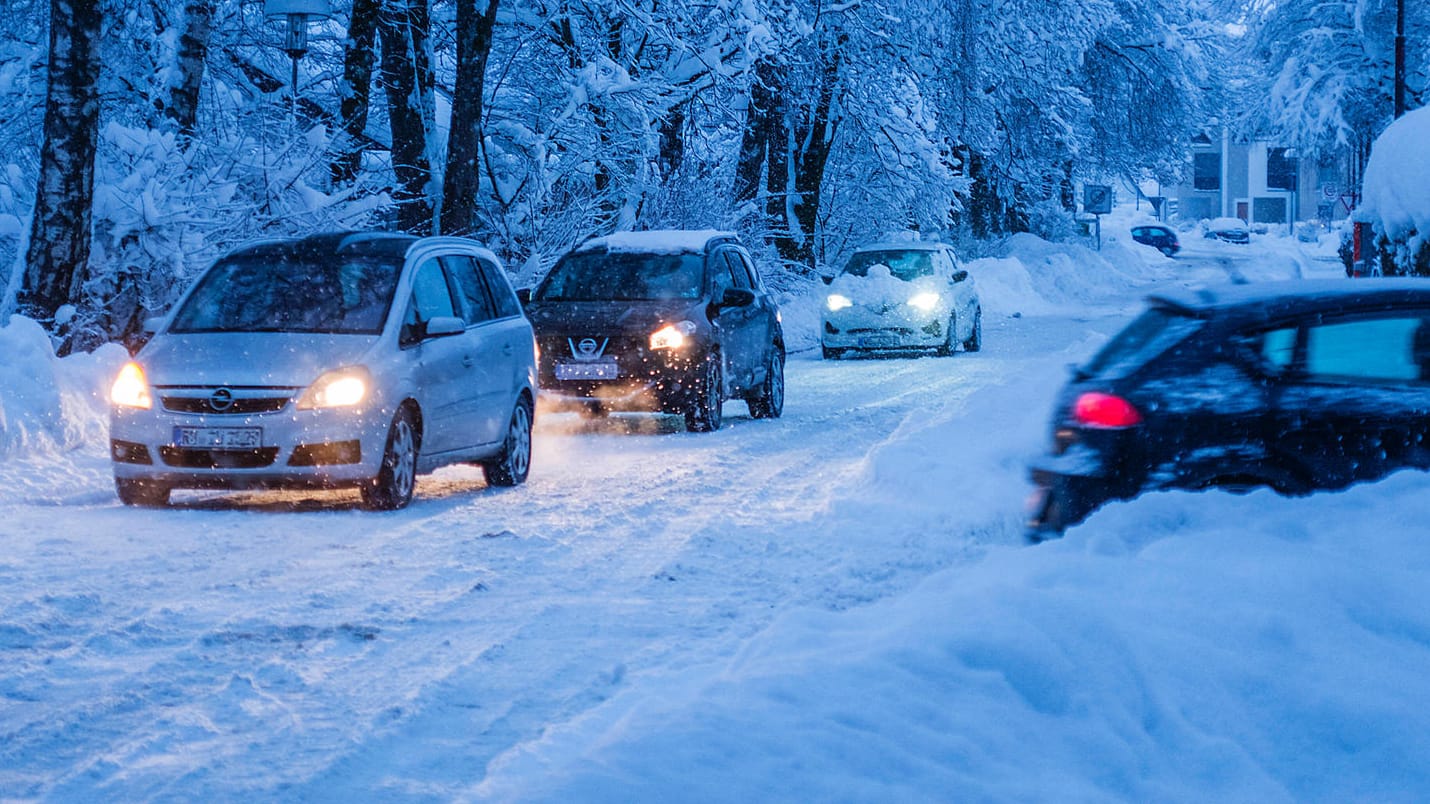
[1359,106,1430,277]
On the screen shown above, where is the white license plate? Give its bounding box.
[173,426,262,448]
[858,334,899,348]
[555,362,619,380]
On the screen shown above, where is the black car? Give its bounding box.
[520,230,785,432]
[1028,279,1430,538]
[1130,224,1180,256]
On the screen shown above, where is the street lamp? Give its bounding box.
[264,0,332,117]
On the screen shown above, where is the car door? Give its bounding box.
[1268,311,1430,488]
[714,247,764,390]
[942,248,977,341]
[401,257,474,456]
[441,253,512,448]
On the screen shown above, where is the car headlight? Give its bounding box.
[908,292,941,312]
[110,362,153,409]
[651,320,697,350]
[826,294,853,311]
[296,368,370,409]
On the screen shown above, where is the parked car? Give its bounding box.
[1129,223,1180,256]
[1027,279,1430,538]
[519,230,784,432]
[821,241,981,359]
[1204,216,1251,244]
[109,232,537,509]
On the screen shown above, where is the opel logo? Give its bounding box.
[577,338,599,356]
[209,387,235,412]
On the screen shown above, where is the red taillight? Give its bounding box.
[1072,392,1142,429]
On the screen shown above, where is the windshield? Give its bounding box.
[1080,307,1204,378]
[169,253,402,334]
[536,251,705,301]
[841,250,935,282]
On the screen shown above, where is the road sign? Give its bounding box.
[1321,183,1338,201]
[1083,184,1112,215]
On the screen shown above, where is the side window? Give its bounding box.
[476,256,522,318]
[1260,327,1297,372]
[1303,315,1430,384]
[724,252,752,289]
[402,259,458,344]
[442,254,497,325]
[708,249,737,299]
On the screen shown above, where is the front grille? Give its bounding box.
[537,335,650,383]
[159,446,280,469]
[161,395,292,415]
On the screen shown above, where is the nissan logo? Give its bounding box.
[577,338,599,356]
[569,337,608,361]
[209,387,235,412]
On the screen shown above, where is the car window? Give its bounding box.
[536,251,704,301]
[169,253,401,335]
[710,249,738,298]
[1260,327,1297,370]
[1303,316,1430,385]
[842,250,934,281]
[476,256,523,318]
[1081,307,1204,379]
[723,251,752,290]
[442,254,497,325]
[402,259,458,344]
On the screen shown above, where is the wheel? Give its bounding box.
[936,314,957,356]
[684,353,724,432]
[115,478,170,507]
[746,347,785,419]
[963,307,982,352]
[362,407,418,510]
[483,396,533,486]
[1160,246,1176,257]
[822,344,842,360]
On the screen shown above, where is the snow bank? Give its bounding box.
[0,316,126,456]
[478,470,1430,802]
[972,233,1165,317]
[1360,105,1430,249]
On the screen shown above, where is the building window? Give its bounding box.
[1266,147,1297,191]
[1193,152,1220,191]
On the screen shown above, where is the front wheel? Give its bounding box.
[936,314,957,356]
[963,307,982,352]
[483,396,534,486]
[684,354,723,432]
[116,478,170,507]
[362,407,418,510]
[746,348,785,419]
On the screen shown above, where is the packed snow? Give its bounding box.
[1360,105,1430,251]
[3,222,1429,800]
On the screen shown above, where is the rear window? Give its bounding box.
[1081,307,1204,378]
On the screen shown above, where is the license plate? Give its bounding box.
[858,334,898,348]
[173,426,262,448]
[555,362,619,380]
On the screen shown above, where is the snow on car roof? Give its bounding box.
[1149,278,1430,314]
[853,241,948,252]
[1206,217,1248,230]
[576,229,734,254]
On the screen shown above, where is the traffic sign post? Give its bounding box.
[1084,184,1112,250]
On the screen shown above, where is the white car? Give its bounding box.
[109,232,538,509]
[821,242,981,359]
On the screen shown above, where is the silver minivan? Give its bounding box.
[109,232,537,509]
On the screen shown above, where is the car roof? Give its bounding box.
[1149,279,1430,322]
[225,231,420,261]
[852,241,949,253]
[575,229,736,255]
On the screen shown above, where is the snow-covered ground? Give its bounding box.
[3,225,1428,800]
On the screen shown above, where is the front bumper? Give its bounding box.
[110,399,392,492]
[822,306,949,351]
[537,334,706,412]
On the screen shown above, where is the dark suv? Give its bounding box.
[520,230,784,432]
[1129,223,1180,256]
[1028,280,1430,538]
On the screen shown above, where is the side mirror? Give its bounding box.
[515,287,533,304]
[950,270,969,283]
[719,287,756,309]
[425,315,467,339]
[143,315,165,334]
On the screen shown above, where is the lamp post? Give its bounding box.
[264,0,332,118]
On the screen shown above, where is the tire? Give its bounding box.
[963,307,982,352]
[116,478,170,507]
[936,314,957,356]
[684,353,724,432]
[362,407,418,510]
[483,396,534,487]
[747,347,785,419]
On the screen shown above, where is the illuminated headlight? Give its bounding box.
[651,320,697,350]
[296,368,370,409]
[826,294,853,311]
[110,362,153,409]
[908,292,941,312]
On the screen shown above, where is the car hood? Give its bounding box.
[138,332,380,387]
[523,299,704,334]
[828,271,941,305]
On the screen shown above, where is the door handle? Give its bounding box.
[502,344,513,355]
[463,355,475,367]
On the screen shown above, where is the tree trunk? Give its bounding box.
[733,57,777,212]
[440,0,500,237]
[789,43,842,273]
[379,0,435,234]
[163,0,213,138]
[20,0,103,328]
[331,0,381,188]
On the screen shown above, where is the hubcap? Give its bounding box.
[391,418,415,497]
[771,354,784,410]
[509,405,531,476]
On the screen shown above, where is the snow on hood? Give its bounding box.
[829,263,938,303]
[139,331,379,388]
[1360,105,1430,249]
